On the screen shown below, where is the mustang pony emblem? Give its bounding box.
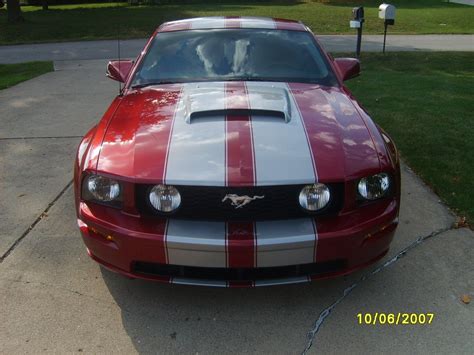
[222,194,265,209]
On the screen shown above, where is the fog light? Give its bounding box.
[149,184,181,212]
[299,183,331,211]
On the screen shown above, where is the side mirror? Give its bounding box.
[334,58,360,81]
[106,60,134,83]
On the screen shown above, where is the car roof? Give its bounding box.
[157,16,309,33]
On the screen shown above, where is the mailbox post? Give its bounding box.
[350,7,365,58]
[378,3,396,53]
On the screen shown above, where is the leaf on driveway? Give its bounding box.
[461,294,471,304]
[454,216,468,229]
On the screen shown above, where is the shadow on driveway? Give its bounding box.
[101,266,358,354]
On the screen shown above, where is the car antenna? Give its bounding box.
[117,17,122,96]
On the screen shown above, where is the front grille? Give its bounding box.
[136,184,344,221]
[132,260,346,281]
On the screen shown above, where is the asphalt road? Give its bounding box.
[0,34,473,64]
[0,59,473,353]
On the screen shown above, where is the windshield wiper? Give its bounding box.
[131,81,177,89]
[225,77,281,82]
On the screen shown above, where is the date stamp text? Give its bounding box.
[357,313,435,325]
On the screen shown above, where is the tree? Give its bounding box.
[6,0,24,23]
[41,0,48,11]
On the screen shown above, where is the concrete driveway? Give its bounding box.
[0,60,473,354]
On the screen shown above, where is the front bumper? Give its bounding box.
[78,198,398,287]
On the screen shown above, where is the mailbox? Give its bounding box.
[350,6,364,57]
[352,7,365,23]
[379,3,396,24]
[379,3,396,53]
[350,7,364,28]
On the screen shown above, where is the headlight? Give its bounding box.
[83,174,121,202]
[299,183,331,211]
[149,184,181,212]
[358,173,390,200]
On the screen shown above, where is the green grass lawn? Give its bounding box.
[343,52,474,223]
[0,0,473,45]
[0,61,53,90]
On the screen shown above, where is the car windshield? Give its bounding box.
[131,29,338,87]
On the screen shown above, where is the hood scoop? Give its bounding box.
[189,108,288,122]
[184,85,292,124]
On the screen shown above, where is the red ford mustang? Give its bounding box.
[74,17,400,287]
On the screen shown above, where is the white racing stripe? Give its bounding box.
[190,17,226,29]
[172,278,228,287]
[164,81,318,270]
[246,81,316,185]
[165,82,227,186]
[171,277,311,287]
[165,216,318,269]
[166,219,226,267]
[256,218,317,267]
[240,17,277,29]
[254,276,310,287]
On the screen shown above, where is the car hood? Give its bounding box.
[96,82,381,185]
